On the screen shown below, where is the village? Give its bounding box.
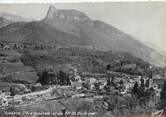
[0,42,166,117]
[0,65,165,110]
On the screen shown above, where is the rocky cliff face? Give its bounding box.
[46,5,90,23]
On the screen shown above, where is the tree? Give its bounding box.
[57,70,71,86]
[37,68,56,85]
[144,87,155,106]
[148,68,153,79]
[94,82,100,91]
[106,75,111,92]
[106,64,111,71]
[160,81,166,109]
[132,82,139,95]
[10,85,27,96]
[132,81,145,106]
[119,79,123,85]
[132,80,156,108]
[140,77,145,90]
[145,79,150,88]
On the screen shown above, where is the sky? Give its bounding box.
[1,2,166,52]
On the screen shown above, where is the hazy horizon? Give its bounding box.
[1,2,166,52]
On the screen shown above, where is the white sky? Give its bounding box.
[1,2,166,52]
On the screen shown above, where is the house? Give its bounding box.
[0,92,11,98]
[71,81,82,90]
[82,72,107,79]
[84,78,97,90]
[69,67,82,82]
[86,78,96,84]
[13,95,23,105]
[0,92,13,108]
[0,98,9,107]
[3,45,12,50]
[94,95,103,99]
[98,80,107,90]
[72,93,85,98]
[153,77,166,89]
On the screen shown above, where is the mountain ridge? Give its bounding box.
[1,5,166,67]
[0,12,33,23]
[0,17,11,28]
[43,5,166,66]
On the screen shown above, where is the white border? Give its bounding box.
[1,0,166,4]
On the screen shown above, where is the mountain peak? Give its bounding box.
[45,5,91,22]
[46,5,58,18]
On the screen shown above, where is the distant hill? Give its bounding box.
[0,12,33,28]
[0,12,33,23]
[0,17,11,28]
[0,21,91,45]
[0,5,165,66]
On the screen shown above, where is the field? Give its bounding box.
[0,49,22,57]
[0,63,33,73]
